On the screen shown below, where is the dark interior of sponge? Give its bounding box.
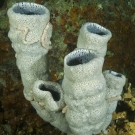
[67,50,95,66]
[13,2,45,15]
[87,24,107,36]
[109,70,122,78]
[39,84,60,101]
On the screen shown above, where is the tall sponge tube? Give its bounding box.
[7,2,52,100]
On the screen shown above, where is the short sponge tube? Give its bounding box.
[77,22,112,57]
[101,70,126,133]
[32,80,65,112]
[103,70,126,99]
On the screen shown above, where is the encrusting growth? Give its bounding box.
[41,22,52,49]
[17,26,39,45]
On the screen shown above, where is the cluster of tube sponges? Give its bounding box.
[7,2,126,135]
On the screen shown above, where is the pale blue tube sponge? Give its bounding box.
[31,80,72,134]
[7,2,52,100]
[62,49,109,135]
[77,22,112,57]
[7,3,126,134]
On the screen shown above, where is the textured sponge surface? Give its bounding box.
[62,49,108,135]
